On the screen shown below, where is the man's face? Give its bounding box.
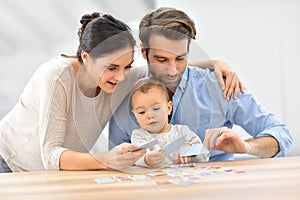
[142,34,189,91]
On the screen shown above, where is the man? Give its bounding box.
[109,7,293,161]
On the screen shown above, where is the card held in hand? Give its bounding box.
[180,144,209,157]
[160,135,186,155]
[129,139,159,152]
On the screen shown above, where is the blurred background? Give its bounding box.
[0,0,299,156]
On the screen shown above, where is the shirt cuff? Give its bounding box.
[257,127,293,157]
[46,147,69,170]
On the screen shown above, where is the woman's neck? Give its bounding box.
[69,58,100,97]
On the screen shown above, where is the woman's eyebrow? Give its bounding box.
[109,60,134,67]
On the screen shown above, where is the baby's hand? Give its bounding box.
[174,143,192,164]
[174,150,192,164]
[145,151,166,167]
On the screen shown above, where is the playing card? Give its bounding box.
[160,135,185,155]
[129,139,158,152]
[94,177,116,184]
[127,174,150,181]
[180,144,209,157]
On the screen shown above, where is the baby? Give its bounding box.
[130,77,209,167]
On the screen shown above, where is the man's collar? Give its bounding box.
[177,66,189,92]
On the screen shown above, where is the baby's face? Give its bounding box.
[131,87,172,133]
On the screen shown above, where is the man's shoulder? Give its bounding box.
[186,66,219,86]
[187,66,216,78]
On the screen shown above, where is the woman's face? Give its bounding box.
[83,46,134,94]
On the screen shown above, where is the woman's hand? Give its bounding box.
[212,60,245,100]
[190,59,244,100]
[96,143,146,170]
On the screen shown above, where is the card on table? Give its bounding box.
[95,177,116,184]
[160,135,186,155]
[168,178,196,185]
[180,144,209,157]
[129,139,158,152]
[147,170,166,176]
[114,176,132,182]
[127,174,150,181]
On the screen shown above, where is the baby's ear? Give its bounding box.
[167,101,173,115]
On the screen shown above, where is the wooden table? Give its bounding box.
[1,156,300,200]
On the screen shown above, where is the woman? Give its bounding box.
[0,12,241,172]
[0,12,147,172]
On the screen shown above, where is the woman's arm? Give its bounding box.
[60,150,107,170]
[189,59,244,100]
[39,71,144,171]
[60,143,146,170]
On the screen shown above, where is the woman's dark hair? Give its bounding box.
[76,12,136,63]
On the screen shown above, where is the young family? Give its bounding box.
[0,7,293,172]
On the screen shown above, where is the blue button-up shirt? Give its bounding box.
[108,66,293,161]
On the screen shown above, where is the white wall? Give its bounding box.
[156,0,300,156]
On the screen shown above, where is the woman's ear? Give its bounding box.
[81,50,89,65]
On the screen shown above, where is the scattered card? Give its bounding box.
[169,163,196,169]
[168,178,196,185]
[147,170,166,176]
[128,174,150,181]
[114,176,132,182]
[95,177,116,184]
[180,144,209,157]
[154,180,171,185]
[130,139,158,152]
[160,135,185,155]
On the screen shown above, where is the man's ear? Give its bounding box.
[140,44,147,59]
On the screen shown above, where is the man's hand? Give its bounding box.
[203,127,249,154]
[204,127,280,158]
